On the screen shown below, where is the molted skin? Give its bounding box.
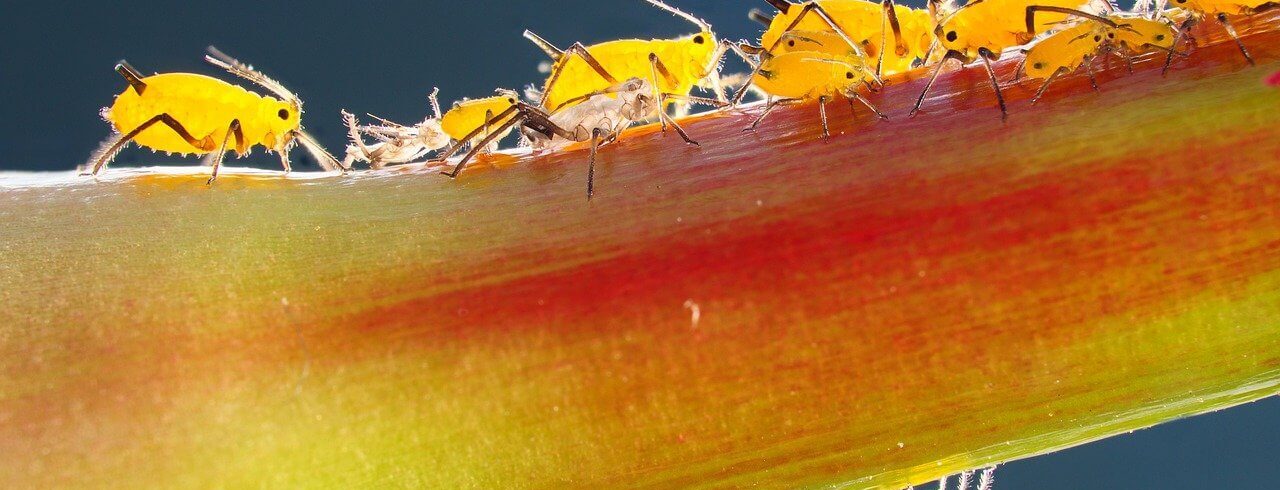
[107,73,298,155]
[540,33,719,112]
[528,79,657,150]
[761,0,935,75]
[752,51,872,99]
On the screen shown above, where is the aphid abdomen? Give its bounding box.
[441,96,519,143]
[107,73,264,155]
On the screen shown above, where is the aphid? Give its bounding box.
[1018,17,1111,103]
[750,0,936,78]
[86,46,343,183]
[1023,6,1184,78]
[1167,0,1279,64]
[520,0,731,145]
[911,0,1105,119]
[342,88,519,169]
[743,51,888,139]
[435,78,658,198]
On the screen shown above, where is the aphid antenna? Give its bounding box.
[203,46,301,107]
[644,0,712,32]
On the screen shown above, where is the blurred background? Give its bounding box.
[2,1,1277,487]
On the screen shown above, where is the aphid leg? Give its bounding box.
[293,130,347,172]
[1030,67,1068,104]
[764,0,792,14]
[909,51,965,118]
[977,48,1009,121]
[1163,18,1197,76]
[657,93,700,146]
[1084,57,1101,92]
[882,0,908,56]
[442,117,523,178]
[482,109,495,154]
[538,42,620,109]
[278,151,293,173]
[818,96,831,141]
[744,97,802,132]
[731,60,767,107]
[436,103,527,177]
[587,127,607,199]
[85,113,210,175]
[662,94,730,109]
[1215,13,1255,65]
[848,92,889,120]
[1024,6,1119,36]
[204,120,244,185]
[341,110,375,169]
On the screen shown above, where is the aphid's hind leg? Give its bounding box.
[909,51,966,118]
[1030,67,1068,105]
[977,48,1009,121]
[1215,13,1255,65]
[204,119,245,185]
[538,42,620,109]
[84,113,212,176]
[436,104,523,178]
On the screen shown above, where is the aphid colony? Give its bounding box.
[85,0,1266,195]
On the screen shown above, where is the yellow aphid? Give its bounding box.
[746,51,887,139]
[1167,0,1277,64]
[910,0,1105,119]
[440,91,520,147]
[522,0,729,145]
[86,46,343,183]
[754,0,936,77]
[1020,21,1108,102]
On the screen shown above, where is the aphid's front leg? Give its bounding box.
[84,113,211,176]
[1030,67,1069,104]
[204,119,245,185]
[909,50,966,118]
[1215,13,1254,65]
[977,48,1009,121]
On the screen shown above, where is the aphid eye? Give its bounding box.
[693,35,705,44]
[846,71,855,79]
[945,31,958,42]
[278,109,289,120]
[1094,35,1102,42]
[787,40,796,47]
[1033,62,1045,69]
[1155,34,1166,40]
[507,98,516,104]
[1107,33,1115,38]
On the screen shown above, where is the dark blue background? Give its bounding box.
[2,2,1277,487]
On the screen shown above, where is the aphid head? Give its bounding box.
[644,0,719,72]
[204,46,345,171]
